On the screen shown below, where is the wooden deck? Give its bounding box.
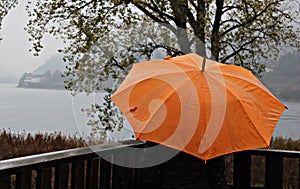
[0,140,299,189]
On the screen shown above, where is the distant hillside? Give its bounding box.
[33,54,66,75]
[261,51,300,101]
[18,54,67,90]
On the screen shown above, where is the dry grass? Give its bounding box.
[270,136,300,151]
[0,129,101,160]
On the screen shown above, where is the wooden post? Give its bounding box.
[86,158,100,189]
[233,152,251,189]
[100,157,112,189]
[0,176,11,189]
[71,160,85,189]
[16,171,32,189]
[265,156,283,189]
[36,168,52,189]
[54,164,69,189]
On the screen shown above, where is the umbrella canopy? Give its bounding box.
[111,53,287,160]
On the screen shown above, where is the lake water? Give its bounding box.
[0,84,299,139]
[0,84,134,140]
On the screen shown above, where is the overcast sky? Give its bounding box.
[0,0,64,78]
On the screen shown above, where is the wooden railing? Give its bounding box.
[0,140,299,189]
[231,149,300,189]
[0,140,145,189]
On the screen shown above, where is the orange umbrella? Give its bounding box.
[111,53,287,160]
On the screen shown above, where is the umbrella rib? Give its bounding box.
[209,66,283,106]
[207,67,285,108]
[226,74,285,108]
[203,72,273,146]
[224,82,272,146]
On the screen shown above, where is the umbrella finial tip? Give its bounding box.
[202,58,206,72]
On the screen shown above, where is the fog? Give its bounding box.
[0,0,63,79]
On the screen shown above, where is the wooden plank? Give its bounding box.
[250,148,300,158]
[36,168,52,189]
[133,168,143,189]
[125,167,136,189]
[86,158,99,189]
[54,164,69,189]
[111,147,141,189]
[71,160,85,189]
[265,156,283,189]
[112,150,124,189]
[100,157,112,189]
[233,152,251,189]
[16,171,31,189]
[0,176,11,189]
[112,164,122,189]
[132,145,145,189]
[122,149,138,189]
[85,158,92,189]
[36,169,42,189]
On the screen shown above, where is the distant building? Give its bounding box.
[17,71,65,90]
[23,76,43,84]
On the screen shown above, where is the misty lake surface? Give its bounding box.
[0,83,299,139]
[0,84,133,140]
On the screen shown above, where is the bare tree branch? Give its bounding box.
[221,35,261,63]
[221,1,279,37]
[66,0,99,19]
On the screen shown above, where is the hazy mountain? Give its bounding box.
[17,54,67,89]
[33,54,66,75]
[261,50,300,101]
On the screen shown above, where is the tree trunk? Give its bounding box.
[211,0,224,61]
[170,0,191,53]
